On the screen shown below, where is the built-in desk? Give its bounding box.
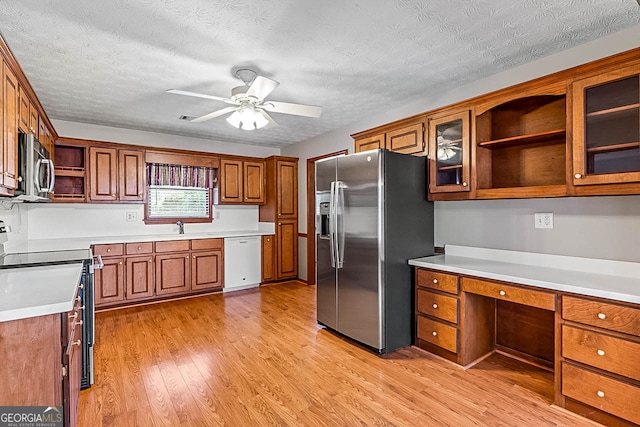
[409,246,640,426]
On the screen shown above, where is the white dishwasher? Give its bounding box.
[224,236,261,292]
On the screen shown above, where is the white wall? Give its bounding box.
[282,25,640,276]
[52,120,280,157]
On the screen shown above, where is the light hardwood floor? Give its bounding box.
[80,281,597,426]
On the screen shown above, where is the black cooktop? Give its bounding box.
[0,249,92,269]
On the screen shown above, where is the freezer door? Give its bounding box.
[315,157,337,329]
[336,150,383,350]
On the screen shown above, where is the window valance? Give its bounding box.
[146,163,217,188]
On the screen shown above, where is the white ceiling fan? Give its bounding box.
[167,69,322,131]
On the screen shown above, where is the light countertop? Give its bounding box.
[0,264,83,322]
[409,245,640,304]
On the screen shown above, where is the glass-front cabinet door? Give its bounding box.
[572,65,640,185]
[428,110,470,193]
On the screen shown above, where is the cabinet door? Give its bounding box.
[354,133,385,152]
[17,86,29,132]
[261,235,275,283]
[29,101,39,138]
[155,253,191,295]
[219,159,243,203]
[89,147,118,201]
[428,110,471,193]
[3,62,18,189]
[387,122,425,155]
[243,160,265,204]
[118,150,145,201]
[191,250,223,291]
[94,257,125,307]
[276,219,298,280]
[125,256,154,300]
[276,159,297,218]
[572,65,640,185]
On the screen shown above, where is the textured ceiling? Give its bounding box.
[1,1,639,148]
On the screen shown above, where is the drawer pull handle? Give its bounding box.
[432,331,437,336]
[596,390,605,398]
[597,313,606,320]
[432,303,438,309]
[433,279,438,284]
[597,349,605,356]
[499,290,506,296]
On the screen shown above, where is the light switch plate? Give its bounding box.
[534,212,553,229]
[126,212,137,222]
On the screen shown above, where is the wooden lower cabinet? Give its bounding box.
[191,250,223,291]
[276,219,298,280]
[94,257,125,307]
[155,252,190,295]
[261,235,275,282]
[126,256,154,300]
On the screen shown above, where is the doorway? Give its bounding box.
[306,150,348,285]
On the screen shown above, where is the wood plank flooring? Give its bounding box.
[80,282,597,426]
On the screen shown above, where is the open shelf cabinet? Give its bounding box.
[53,141,88,202]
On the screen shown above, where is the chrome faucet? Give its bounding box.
[176,221,184,234]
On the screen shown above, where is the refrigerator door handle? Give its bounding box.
[336,181,345,269]
[329,181,337,268]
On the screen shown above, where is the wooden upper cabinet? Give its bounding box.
[29,100,38,138]
[355,133,385,153]
[89,146,118,201]
[572,63,640,186]
[118,150,145,201]
[219,159,243,203]
[89,146,144,202]
[2,61,19,190]
[276,159,297,218]
[428,110,471,193]
[243,160,265,204]
[18,86,29,133]
[386,122,425,155]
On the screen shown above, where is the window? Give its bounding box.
[146,186,211,223]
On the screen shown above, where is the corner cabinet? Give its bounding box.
[428,110,471,194]
[572,64,640,186]
[218,158,265,204]
[89,146,145,203]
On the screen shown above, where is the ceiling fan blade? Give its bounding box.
[246,76,279,101]
[190,106,239,123]
[262,101,322,118]
[167,89,230,103]
[258,110,278,129]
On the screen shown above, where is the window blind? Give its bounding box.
[147,186,210,219]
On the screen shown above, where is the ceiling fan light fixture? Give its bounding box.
[226,105,268,131]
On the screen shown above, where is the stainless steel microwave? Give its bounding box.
[14,133,54,202]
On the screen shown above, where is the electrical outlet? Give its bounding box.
[214,210,221,220]
[534,212,553,229]
[126,212,137,222]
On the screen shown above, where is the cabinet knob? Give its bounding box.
[119,261,122,265]
[597,349,605,356]
[432,303,438,309]
[107,248,111,252]
[76,296,81,302]
[597,312,606,320]
[433,279,438,284]
[186,255,189,259]
[432,331,437,336]
[138,246,142,250]
[462,182,468,187]
[72,339,81,347]
[575,173,582,179]
[596,390,605,398]
[74,319,84,327]
[138,193,143,197]
[499,290,506,296]
[193,255,196,258]
[112,193,115,197]
[148,259,152,263]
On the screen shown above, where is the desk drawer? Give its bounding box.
[562,296,640,337]
[417,315,457,353]
[562,363,640,425]
[562,325,640,381]
[461,278,556,311]
[93,243,124,257]
[417,289,458,324]
[125,242,153,255]
[416,269,458,295]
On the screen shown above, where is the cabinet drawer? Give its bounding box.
[417,315,457,353]
[191,238,223,251]
[93,244,124,257]
[562,363,640,425]
[125,242,153,255]
[562,325,640,381]
[461,278,556,311]
[416,269,458,294]
[563,296,640,337]
[154,240,190,253]
[417,289,458,324]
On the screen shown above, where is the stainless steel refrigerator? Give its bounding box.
[315,149,434,354]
